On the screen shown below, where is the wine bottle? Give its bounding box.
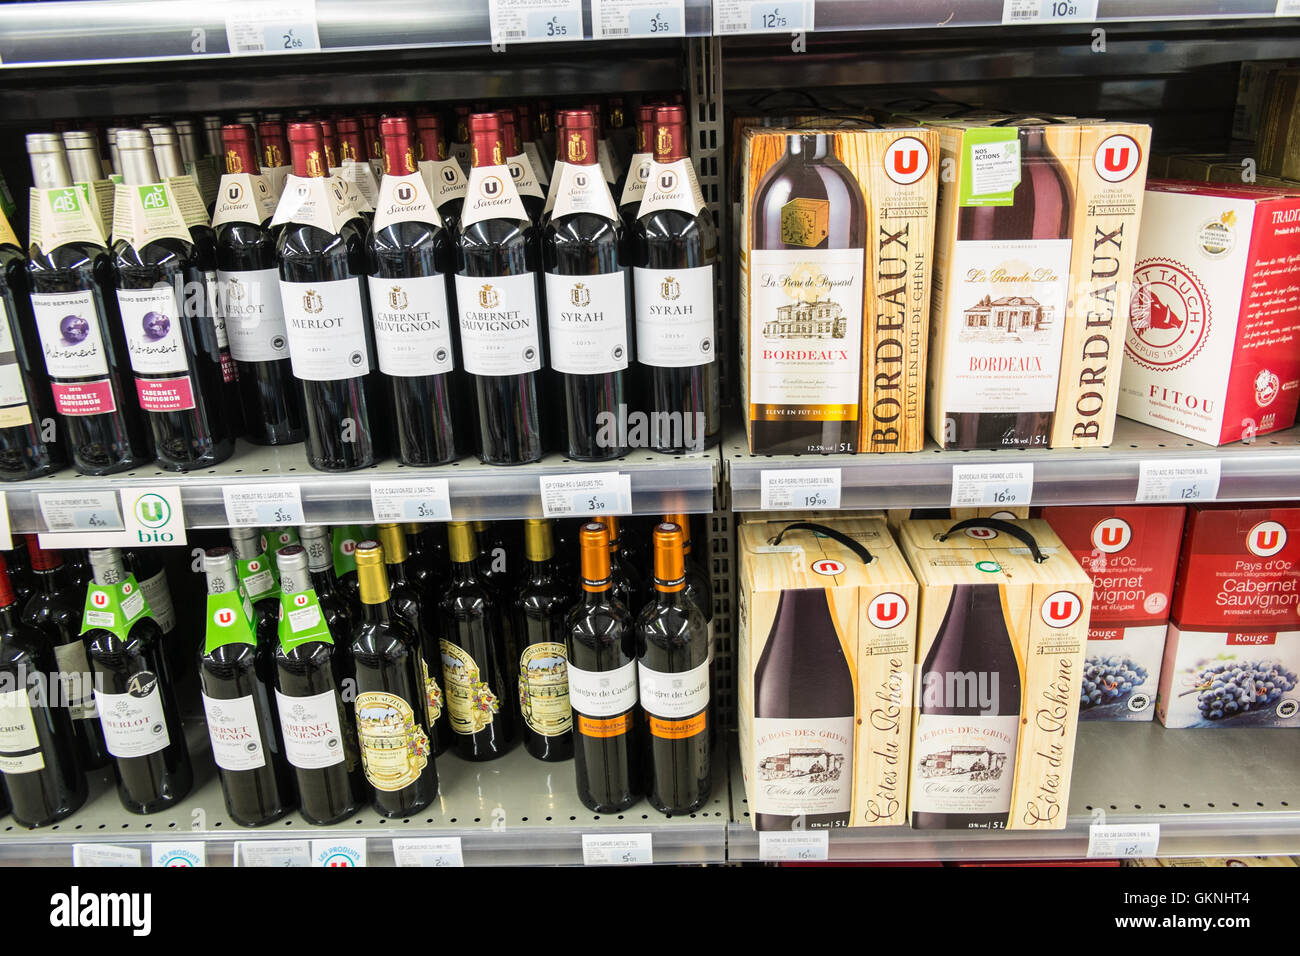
[367,117,462,466]
[601,515,647,614]
[336,118,381,222]
[331,524,365,611]
[174,119,219,212]
[83,548,193,814]
[543,110,632,461]
[0,553,87,827]
[402,522,444,595]
[633,106,720,453]
[636,521,710,814]
[230,526,281,645]
[439,521,515,760]
[450,106,472,173]
[618,105,656,240]
[22,536,109,769]
[513,519,573,761]
[456,112,548,465]
[567,522,640,812]
[275,120,387,472]
[214,122,305,446]
[258,121,291,199]
[6,538,36,609]
[666,512,711,624]
[911,584,1022,829]
[64,549,93,590]
[25,134,152,475]
[516,103,550,193]
[63,131,114,245]
[299,525,357,637]
[360,111,384,180]
[274,544,366,825]
[199,548,294,827]
[498,108,545,225]
[753,588,856,830]
[121,548,183,686]
[415,112,467,237]
[583,102,619,187]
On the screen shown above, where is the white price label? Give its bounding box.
[713,0,813,34]
[312,839,367,868]
[370,479,453,523]
[1087,823,1160,859]
[0,491,10,550]
[39,490,124,532]
[151,842,206,867]
[225,0,321,54]
[951,463,1034,508]
[489,0,584,43]
[592,0,686,38]
[760,468,842,511]
[540,472,632,518]
[759,831,829,862]
[1278,0,1300,14]
[392,837,465,868]
[581,832,653,866]
[73,844,142,867]
[1002,0,1098,23]
[222,483,305,527]
[1135,459,1220,503]
[235,840,312,867]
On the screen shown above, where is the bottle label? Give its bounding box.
[633,264,716,368]
[210,173,277,228]
[134,375,195,413]
[338,160,380,212]
[909,714,1020,816]
[418,159,468,207]
[218,268,291,362]
[567,658,638,719]
[460,163,531,228]
[454,272,543,375]
[137,568,176,634]
[53,641,98,721]
[31,289,111,379]
[27,185,107,252]
[0,300,33,428]
[544,271,630,374]
[355,691,431,791]
[367,275,455,377]
[518,642,571,738]
[506,152,545,202]
[548,161,619,221]
[0,206,17,247]
[451,141,472,173]
[263,165,291,200]
[203,587,257,654]
[372,170,445,232]
[110,180,196,249]
[116,285,191,376]
[185,158,220,208]
[270,175,359,233]
[76,180,117,240]
[638,656,709,720]
[0,688,45,774]
[636,158,706,218]
[421,657,444,723]
[523,142,549,186]
[50,379,117,416]
[440,638,501,735]
[80,574,152,642]
[201,692,267,771]
[751,716,854,817]
[276,688,346,769]
[94,676,171,758]
[277,588,335,651]
[746,247,865,420]
[235,555,277,603]
[619,153,653,208]
[279,277,373,381]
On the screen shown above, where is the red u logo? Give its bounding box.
[1103,147,1129,172]
[892,150,918,175]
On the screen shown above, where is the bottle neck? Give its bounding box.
[0,602,19,631]
[362,599,391,625]
[523,557,554,584]
[34,564,66,594]
[386,561,409,587]
[451,558,478,584]
[307,566,337,596]
[789,133,831,161]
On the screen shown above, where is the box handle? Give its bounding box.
[938,518,1048,564]
[771,522,875,565]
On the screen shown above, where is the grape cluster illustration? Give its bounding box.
[1081,655,1148,709]
[1192,660,1298,721]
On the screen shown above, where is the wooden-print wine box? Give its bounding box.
[737,517,918,829]
[739,126,939,455]
[897,518,1093,830]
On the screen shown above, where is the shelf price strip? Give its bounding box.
[758,831,829,862]
[222,483,305,527]
[1086,823,1160,859]
[540,472,632,518]
[72,844,142,867]
[391,837,465,867]
[593,0,686,37]
[370,479,452,522]
[489,0,584,44]
[1135,459,1221,503]
[759,467,842,511]
[37,487,187,548]
[950,463,1034,508]
[713,0,813,34]
[581,832,653,865]
[1002,0,1098,24]
[224,0,322,55]
[234,840,311,867]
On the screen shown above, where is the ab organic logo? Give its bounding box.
[139,185,169,210]
[49,188,82,214]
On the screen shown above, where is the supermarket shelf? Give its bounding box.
[4,441,720,532]
[727,721,1300,862]
[725,417,1300,511]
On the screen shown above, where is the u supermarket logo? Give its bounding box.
[294,594,310,608]
[91,591,110,609]
[480,175,503,198]
[134,494,170,528]
[1094,133,1142,183]
[1247,521,1288,557]
[214,608,237,627]
[811,558,846,576]
[1041,590,1083,628]
[1090,517,1132,553]
[867,592,909,629]
[964,527,998,540]
[883,136,930,185]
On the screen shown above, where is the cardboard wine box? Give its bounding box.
[897,517,1093,830]
[737,517,918,829]
[1041,505,1186,721]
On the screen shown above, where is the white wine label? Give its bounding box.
[95,678,172,759]
[549,162,619,221]
[636,159,706,218]
[0,688,44,774]
[620,153,653,208]
[271,175,358,234]
[338,161,380,211]
[276,688,346,770]
[518,642,571,738]
[31,290,111,378]
[27,185,107,252]
[638,656,709,719]
[506,151,545,201]
[909,714,1020,815]
[751,716,854,817]
[523,142,550,186]
[219,268,291,362]
[634,264,715,368]
[950,463,1034,508]
[111,180,198,249]
[211,173,277,228]
[0,301,32,428]
[544,270,630,374]
[116,286,191,376]
[53,641,98,720]
[356,691,430,791]
[454,272,543,375]
[373,171,444,232]
[460,163,532,228]
[201,693,267,771]
[280,276,373,381]
[567,658,638,718]
[1135,459,1221,503]
[137,569,176,634]
[418,158,469,208]
[598,140,620,185]
[367,274,455,377]
[441,639,501,735]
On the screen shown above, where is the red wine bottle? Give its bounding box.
[617,104,656,239]
[258,121,291,199]
[360,111,384,180]
[367,117,461,466]
[513,519,573,762]
[450,105,472,173]
[633,107,720,453]
[455,113,548,465]
[415,113,467,237]
[214,123,305,445]
[498,108,545,225]
[276,121,387,471]
[336,117,379,225]
[24,134,152,475]
[600,515,647,612]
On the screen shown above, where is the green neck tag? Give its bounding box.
[278,588,335,652]
[80,574,152,640]
[332,525,364,578]
[237,552,278,603]
[959,127,1021,208]
[204,587,258,653]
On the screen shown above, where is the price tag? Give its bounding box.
[370,479,453,522]
[489,0,584,44]
[222,483,305,527]
[392,837,465,867]
[950,463,1034,508]
[713,0,813,34]
[39,490,124,532]
[73,844,142,867]
[38,487,186,549]
[1087,823,1160,859]
[235,840,311,867]
[592,0,686,38]
[225,0,322,55]
[1002,0,1098,24]
[311,839,367,868]
[758,831,829,861]
[760,468,842,511]
[0,491,10,551]
[581,833,653,866]
[1278,0,1300,15]
[540,472,632,518]
[1136,459,1220,503]
[151,842,206,867]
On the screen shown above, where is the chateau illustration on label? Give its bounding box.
[762,297,847,340]
[757,745,845,783]
[916,743,1009,780]
[959,295,1053,340]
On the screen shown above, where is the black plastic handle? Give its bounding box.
[990,113,1067,126]
[771,522,875,565]
[938,518,1047,564]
